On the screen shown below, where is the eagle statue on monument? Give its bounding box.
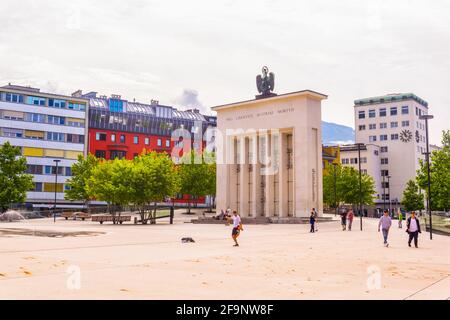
[256,66,276,99]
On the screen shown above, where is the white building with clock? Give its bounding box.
[351,93,430,211]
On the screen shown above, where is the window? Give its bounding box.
[110,150,126,160]
[68,102,86,111]
[24,130,44,140]
[133,136,139,144]
[391,121,398,128]
[144,137,149,145]
[27,96,46,106]
[67,118,85,127]
[95,150,106,158]
[3,110,24,120]
[381,170,389,176]
[157,138,162,146]
[47,132,65,142]
[96,132,106,141]
[362,169,368,175]
[26,165,43,175]
[390,107,397,116]
[341,158,349,165]
[369,135,377,142]
[381,181,389,189]
[111,134,116,142]
[380,123,387,129]
[165,139,170,147]
[43,183,64,193]
[26,113,45,123]
[402,120,409,127]
[379,108,386,117]
[361,157,367,163]
[44,166,63,175]
[369,124,376,130]
[65,167,72,176]
[382,194,390,201]
[381,146,388,153]
[47,115,65,125]
[358,110,365,119]
[48,99,66,108]
[380,134,388,141]
[31,182,43,192]
[67,134,84,143]
[3,128,23,138]
[391,134,399,140]
[381,158,389,165]
[416,107,419,116]
[401,106,409,114]
[359,125,366,131]
[120,135,126,143]
[350,158,358,164]
[374,150,379,156]
[5,92,24,103]
[369,109,376,118]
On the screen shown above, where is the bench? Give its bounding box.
[74,212,91,221]
[61,212,74,220]
[91,215,131,224]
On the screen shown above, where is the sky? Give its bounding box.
[1,0,449,144]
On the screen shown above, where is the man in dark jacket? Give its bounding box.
[406,211,421,248]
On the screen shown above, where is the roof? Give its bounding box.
[354,93,428,108]
[0,84,89,102]
[87,95,213,122]
[212,89,328,111]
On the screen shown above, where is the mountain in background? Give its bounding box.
[322,121,355,145]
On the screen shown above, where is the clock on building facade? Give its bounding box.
[400,129,413,143]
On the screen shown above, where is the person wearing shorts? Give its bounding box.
[230,210,242,247]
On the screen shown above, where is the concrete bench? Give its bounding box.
[61,212,74,220]
[92,215,131,224]
[74,212,91,221]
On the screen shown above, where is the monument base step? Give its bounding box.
[192,216,334,225]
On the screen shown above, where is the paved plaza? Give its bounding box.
[0,213,449,300]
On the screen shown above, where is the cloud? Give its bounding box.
[176,89,208,114]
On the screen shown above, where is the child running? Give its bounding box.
[228,210,243,247]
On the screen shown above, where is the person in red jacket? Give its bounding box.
[347,209,354,231]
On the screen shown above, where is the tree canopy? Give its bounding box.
[401,179,424,212]
[0,142,34,212]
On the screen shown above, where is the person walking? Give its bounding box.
[309,211,315,233]
[347,209,354,231]
[340,209,347,231]
[398,210,403,229]
[312,208,318,232]
[406,211,421,248]
[228,210,243,247]
[378,210,392,247]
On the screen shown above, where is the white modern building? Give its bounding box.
[0,84,88,208]
[353,93,430,210]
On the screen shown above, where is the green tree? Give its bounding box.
[323,163,375,211]
[130,152,179,224]
[323,163,343,208]
[204,152,216,212]
[86,158,133,223]
[178,150,211,214]
[416,130,450,211]
[401,179,424,212]
[0,142,34,212]
[64,154,99,211]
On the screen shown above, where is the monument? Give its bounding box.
[212,67,327,219]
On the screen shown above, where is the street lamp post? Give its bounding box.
[387,175,391,216]
[333,163,338,217]
[382,174,386,211]
[53,159,61,223]
[419,114,434,240]
[356,143,364,231]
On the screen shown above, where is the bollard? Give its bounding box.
[170,206,174,225]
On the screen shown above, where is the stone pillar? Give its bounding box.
[278,132,288,217]
[239,136,250,217]
[264,133,275,217]
[228,136,238,211]
[250,134,261,217]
